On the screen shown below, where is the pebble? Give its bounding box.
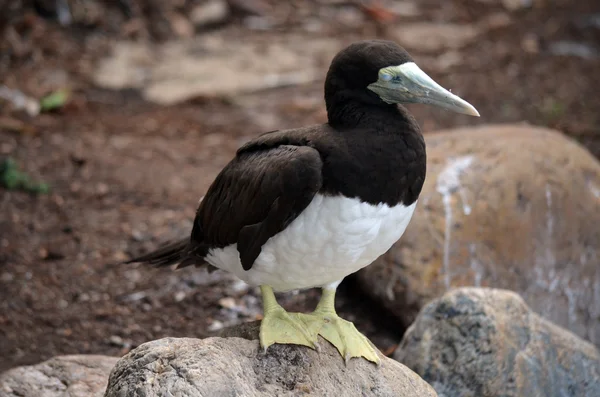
[174,291,186,302]
[1,272,14,282]
[109,335,124,346]
[191,0,229,28]
[208,320,224,332]
[96,182,109,195]
[502,0,532,11]
[218,297,236,309]
[549,41,598,60]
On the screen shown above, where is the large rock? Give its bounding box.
[395,287,600,397]
[94,34,341,105]
[0,355,118,397]
[104,321,437,397]
[357,124,600,344]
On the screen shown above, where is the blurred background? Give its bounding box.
[1,0,599,372]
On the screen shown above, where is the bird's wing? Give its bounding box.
[191,138,323,270]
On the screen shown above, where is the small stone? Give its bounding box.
[1,272,14,282]
[502,0,532,11]
[169,13,194,38]
[549,41,598,60]
[174,291,186,302]
[109,335,124,346]
[243,16,273,30]
[38,248,48,259]
[112,250,128,262]
[388,1,420,17]
[218,297,236,309]
[96,183,109,195]
[207,320,224,332]
[130,229,144,242]
[480,12,512,30]
[335,6,365,28]
[522,33,540,53]
[191,0,229,27]
[77,293,90,302]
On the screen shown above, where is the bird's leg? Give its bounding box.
[259,285,323,352]
[312,285,381,365]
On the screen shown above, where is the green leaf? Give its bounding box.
[40,89,70,112]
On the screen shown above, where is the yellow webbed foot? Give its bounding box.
[317,313,381,365]
[259,307,324,351]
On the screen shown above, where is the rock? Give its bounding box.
[190,0,230,28]
[104,321,437,397]
[502,0,532,11]
[549,41,599,60]
[94,34,341,105]
[393,23,479,52]
[0,355,118,397]
[356,125,600,344]
[395,287,600,397]
[392,15,511,55]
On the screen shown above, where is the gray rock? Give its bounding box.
[0,355,118,397]
[393,23,480,53]
[104,321,437,397]
[357,124,600,344]
[93,34,341,105]
[395,287,600,397]
[190,0,230,28]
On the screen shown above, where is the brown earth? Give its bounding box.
[1,0,599,372]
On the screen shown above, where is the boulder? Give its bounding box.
[395,287,600,397]
[356,124,600,344]
[0,355,118,397]
[104,321,437,397]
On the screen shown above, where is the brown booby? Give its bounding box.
[126,40,479,364]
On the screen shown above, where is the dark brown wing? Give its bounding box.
[189,142,323,270]
[124,128,325,270]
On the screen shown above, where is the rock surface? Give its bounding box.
[395,287,600,397]
[357,124,600,344]
[0,355,118,397]
[93,34,340,105]
[104,321,437,397]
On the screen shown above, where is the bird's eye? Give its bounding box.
[380,73,392,82]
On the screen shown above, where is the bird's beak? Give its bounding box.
[367,62,480,117]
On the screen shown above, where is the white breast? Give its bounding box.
[205,194,417,292]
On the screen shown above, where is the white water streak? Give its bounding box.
[436,156,474,289]
[589,182,600,199]
[469,243,483,287]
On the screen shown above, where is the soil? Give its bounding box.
[1,0,599,372]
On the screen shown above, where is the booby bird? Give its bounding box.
[126,40,479,364]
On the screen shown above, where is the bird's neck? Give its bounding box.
[322,95,426,206]
[326,93,418,134]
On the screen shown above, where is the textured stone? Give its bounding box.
[0,355,118,397]
[104,321,437,397]
[395,287,600,397]
[393,23,479,52]
[356,124,600,344]
[93,34,341,105]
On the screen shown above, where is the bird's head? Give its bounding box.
[324,40,479,117]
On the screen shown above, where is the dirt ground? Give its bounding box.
[1,0,599,372]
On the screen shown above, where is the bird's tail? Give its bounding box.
[125,238,190,268]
